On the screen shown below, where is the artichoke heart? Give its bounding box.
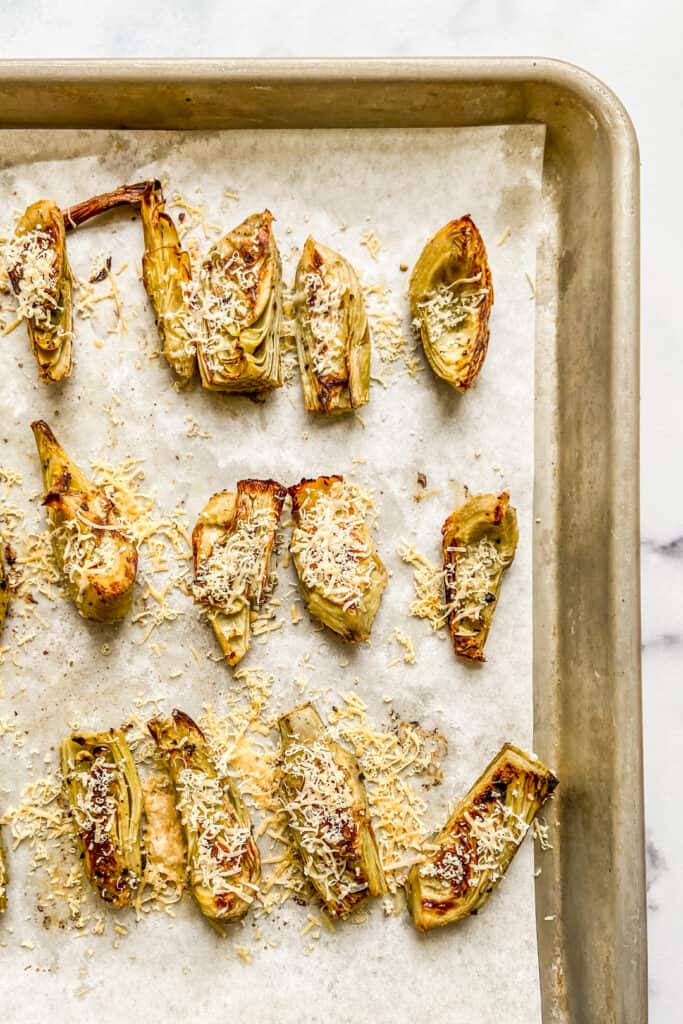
[294,236,370,413]
[60,729,143,908]
[31,419,138,622]
[278,703,387,917]
[409,215,493,391]
[0,828,7,913]
[0,538,9,635]
[148,709,261,923]
[442,490,518,662]
[405,743,558,931]
[7,199,73,383]
[141,182,197,380]
[289,476,387,641]
[192,479,286,667]
[197,210,283,393]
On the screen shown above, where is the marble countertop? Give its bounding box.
[0,2,677,1020]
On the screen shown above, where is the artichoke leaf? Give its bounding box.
[197,210,283,393]
[294,236,370,413]
[409,215,493,391]
[405,743,557,931]
[289,476,386,641]
[141,183,198,380]
[278,703,387,917]
[192,479,286,666]
[442,490,518,662]
[31,420,138,622]
[7,199,73,382]
[60,729,143,908]
[148,709,261,923]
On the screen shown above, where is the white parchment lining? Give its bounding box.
[0,125,546,1023]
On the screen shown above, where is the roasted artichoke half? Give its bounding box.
[409,215,493,391]
[294,236,370,413]
[289,476,387,641]
[192,479,286,667]
[141,182,197,380]
[32,419,138,622]
[7,199,73,382]
[442,490,518,662]
[0,539,9,635]
[61,729,143,908]
[278,703,387,917]
[197,210,283,393]
[148,709,261,923]
[0,828,7,913]
[405,743,557,931]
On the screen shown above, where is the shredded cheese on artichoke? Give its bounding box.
[415,274,489,337]
[420,798,529,888]
[53,519,125,596]
[301,269,347,378]
[176,767,253,900]
[291,481,374,611]
[445,537,503,628]
[194,506,278,613]
[2,229,62,327]
[280,739,363,906]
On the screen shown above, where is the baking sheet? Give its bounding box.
[0,124,546,1022]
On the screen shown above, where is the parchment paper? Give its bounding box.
[0,125,546,1023]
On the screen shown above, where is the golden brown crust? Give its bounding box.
[288,475,344,514]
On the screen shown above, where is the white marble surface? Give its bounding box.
[0,1,678,1020]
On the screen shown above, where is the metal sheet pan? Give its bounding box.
[0,58,643,1024]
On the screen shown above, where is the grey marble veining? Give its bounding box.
[0,1,679,1020]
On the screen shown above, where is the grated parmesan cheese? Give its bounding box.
[290,480,375,612]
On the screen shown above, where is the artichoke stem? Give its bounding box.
[62,180,159,230]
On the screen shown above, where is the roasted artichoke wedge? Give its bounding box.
[278,703,387,917]
[410,215,493,391]
[0,539,9,635]
[289,476,387,641]
[294,236,370,413]
[192,479,286,666]
[31,419,138,622]
[405,743,557,931]
[197,210,283,393]
[141,182,197,380]
[7,199,73,382]
[0,828,7,913]
[148,709,261,923]
[442,490,518,662]
[60,729,143,908]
